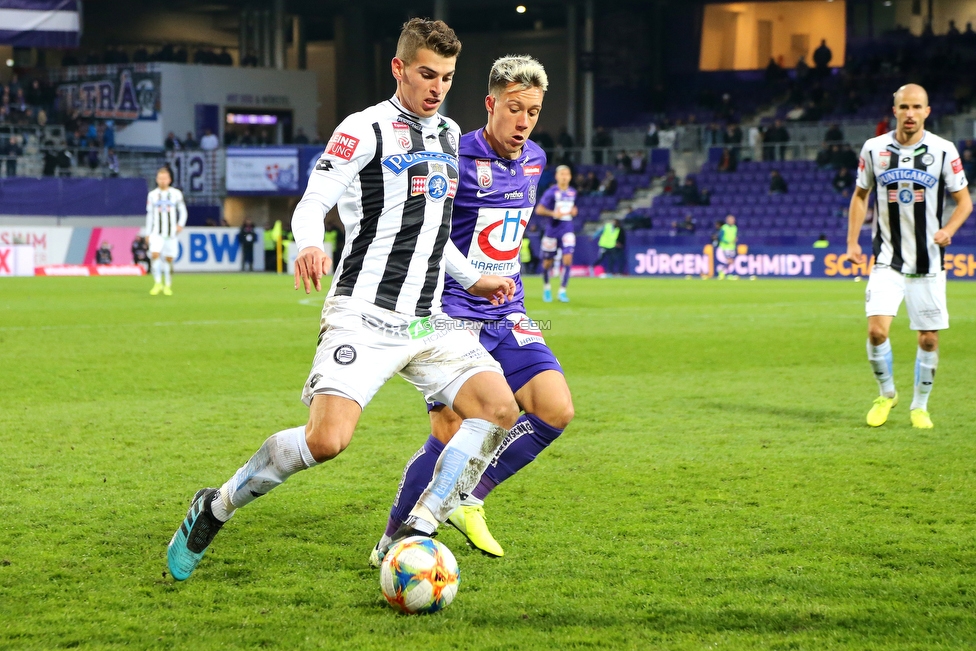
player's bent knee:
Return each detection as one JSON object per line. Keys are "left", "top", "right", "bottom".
{"left": 867, "top": 325, "right": 889, "bottom": 345}
{"left": 918, "top": 331, "right": 939, "bottom": 351}
{"left": 489, "top": 398, "right": 520, "bottom": 431}
{"left": 534, "top": 394, "right": 575, "bottom": 430}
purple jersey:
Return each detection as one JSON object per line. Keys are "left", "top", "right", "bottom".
{"left": 440, "top": 129, "right": 546, "bottom": 321}
{"left": 540, "top": 185, "right": 577, "bottom": 237}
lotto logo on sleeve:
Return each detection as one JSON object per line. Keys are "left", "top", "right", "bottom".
{"left": 326, "top": 133, "right": 360, "bottom": 161}
{"left": 952, "top": 158, "right": 963, "bottom": 174}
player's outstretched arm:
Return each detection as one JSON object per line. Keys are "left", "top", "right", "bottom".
{"left": 844, "top": 186, "right": 871, "bottom": 264}
{"left": 935, "top": 188, "right": 973, "bottom": 247}
{"left": 294, "top": 247, "right": 332, "bottom": 294}
{"left": 467, "top": 275, "right": 516, "bottom": 305}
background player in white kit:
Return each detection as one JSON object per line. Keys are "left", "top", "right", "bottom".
{"left": 846, "top": 84, "right": 971, "bottom": 429}
{"left": 145, "top": 166, "right": 187, "bottom": 296}
{"left": 166, "top": 18, "right": 522, "bottom": 582}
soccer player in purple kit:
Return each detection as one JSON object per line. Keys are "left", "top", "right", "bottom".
{"left": 536, "top": 165, "right": 578, "bottom": 302}
{"left": 370, "top": 55, "right": 575, "bottom": 564}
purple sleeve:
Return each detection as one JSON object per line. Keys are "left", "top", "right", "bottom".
{"left": 539, "top": 186, "right": 557, "bottom": 210}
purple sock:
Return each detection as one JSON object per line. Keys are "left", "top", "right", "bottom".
{"left": 385, "top": 435, "right": 443, "bottom": 537}
{"left": 542, "top": 265, "right": 551, "bottom": 285}
{"left": 560, "top": 265, "right": 571, "bottom": 288}
{"left": 472, "top": 414, "right": 563, "bottom": 500}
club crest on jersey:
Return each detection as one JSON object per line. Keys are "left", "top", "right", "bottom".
{"left": 476, "top": 159, "right": 493, "bottom": 188}
{"left": 529, "top": 183, "right": 537, "bottom": 205}
{"left": 898, "top": 188, "right": 914, "bottom": 205}
{"left": 878, "top": 151, "right": 891, "bottom": 170}
{"left": 921, "top": 153, "right": 935, "bottom": 166}
{"left": 392, "top": 122, "right": 412, "bottom": 151}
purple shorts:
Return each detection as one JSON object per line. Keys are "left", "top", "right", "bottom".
{"left": 427, "top": 315, "right": 563, "bottom": 410}
{"left": 541, "top": 221, "right": 576, "bottom": 259}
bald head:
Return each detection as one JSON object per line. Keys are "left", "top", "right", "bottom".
{"left": 893, "top": 83, "right": 929, "bottom": 107}
{"left": 892, "top": 83, "right": 931, "bottom": 144}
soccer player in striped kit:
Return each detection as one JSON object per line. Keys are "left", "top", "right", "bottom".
{"left": 145, "top": 166, "right": 187, "bottom": 295}
{"left": 846, "top": 84, "right": 972, "bottom": 428}
{"left": 167, "top": 18, "right": 522, "bottom": 582}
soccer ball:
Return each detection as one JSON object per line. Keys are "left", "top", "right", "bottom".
{"left": 380, "top": 536, "right": 460, "bottom": 614}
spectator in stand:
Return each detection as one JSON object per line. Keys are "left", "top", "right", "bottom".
{"left": 947, "top": 20, "right": 961, "bottom": 39}
{"left": 199, "top": 128, "right": 219, "bottom": 151}
{"left": 95, "top": 242, "right": 113, "bottom": 265}
{"left": 241, "top": 50, "right": 259, "bottom": 67}
{"left": 164, "top": 132, "right": 181, "bottom": 150}
{"left": 132, "top": 236, "right": 150, "bottom": 273}
{"left": 678, "top": 177, "right": 700, "bottom": 205}
{"left": 765, "top": 57, "right": 785, "bottom": 84}
{"left": 583, "top": 171, "right": 599, "bottom": 195}
{"left": 816, "top": 143, "right": 833, "bottom": 170}
{"left": 105, "top": 148, "right": 119, "bottom": 177}
{"left": 718, "top": 148, "right": 737, "bottom": 173}
{"left": 1, "top": 136, "right": 21, "bottom": 177}
{"left": 725, "top": 123, "right": 743, "bottom": 163}
{"left": 965, "top": 22, "right": 976, "bottom": 42}
{"left": 183, "top": 132, "right": 199, "bottom": 149}
{"left": 769, "top": 169, "right": 788, "bottom": 195}
{"left": 763, "top": 120, "right": 789, "bottom": 161}
{"left": 699, "top": 188, "right": 712, "bottom": 206}
{"left": 596, "top": 170, "right": 617, "bottom": 196}
{"left": 615, "top": 150, "right": 631, "bottom": 172}
{"left": 832, "top": 166, "right": 854, "bottom": 195}
{"left": 644, "top": 122, "right": 659, "bottom": 148}
{"left": 593, "top": 126, "right": 612, "bottom": 164}
{"left": 795, "top": 55, "right": 810, "bottom": 81}
{"left": 875, "top": 115, "right": 891, "bottom": 136}
{"left": 238, "top": 219, "right": 258, "bottom": 271}
{"left": 217, "top": 48, "right": 233, "bottom": 66}
{"left": 557, "top": 126, "right": 573, "bottom": 149}
{"left": 662, "top": 169, "right": 678, "bottom": 194}
{"left": 838, "top": 143, "right": 858, "bottom": 170}
{"left": 962, "top": 149, "right": 976, "bottom": 180}
{"left": 672, "top": 213, "right": 696, "bottom": 236}
{"left": 813, "top": 39, "right": 832, "bottom": 76}
{"left": 630, "top": 150, "right": 646, "bottom": 174}
{"left": 293, "top": 127, "right": 309, "bottom": 144}
{"left": 103, "top": 121, "right": 115, "bottom": 149}
{"left": 824, "top": 123, "right": 844, "bottom": 144}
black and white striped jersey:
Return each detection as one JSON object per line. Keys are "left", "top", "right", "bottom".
{"left": 292, "top": 95, "right": 462, "bottom": 317}
{"left": 146, "top": 188, "right": 187, "bottom": 238}
{"left": 856, "top": 131, "right": 968, "bottom": 274}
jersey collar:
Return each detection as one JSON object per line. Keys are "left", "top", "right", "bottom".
{"left": 388, "top": 94, "right": 440, "bottom": 130}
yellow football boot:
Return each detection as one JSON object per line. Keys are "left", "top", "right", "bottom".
{"left": 149, "top": 282, "right": 163, "bottom": 295}
{"left": 910, "top": 408, "right": 933, "bottom": 429}
{"left": 162, "top": 285, "right": 173, "bottom": 296}
{"left": 866, "top": 393, "right": 898, "bottom": 427}
{"left": 448, "top": 505, "right": 504, "bottom": 557}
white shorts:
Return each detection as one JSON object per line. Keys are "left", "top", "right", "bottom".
{"left": 148, "top": 234, "right": 179, "bottom": 258}
{"left": 716, "top": 248, "right": 735, "bottom": 265}
{"left": 301, "top": 296, "right": 503, "bottom": 410}
{"left": 865, "top": 266, "right": 949, "bottom": 331}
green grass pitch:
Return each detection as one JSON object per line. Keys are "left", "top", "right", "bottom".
{"left": 1, "top": 273, "right": 975, "bottom": 650}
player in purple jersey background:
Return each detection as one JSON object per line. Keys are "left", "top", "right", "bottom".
{"left": 372, "top": 55, "right": 575, "bottom": 563}
{"left": 535, "top": 165, "right": 578, "bottom": 302}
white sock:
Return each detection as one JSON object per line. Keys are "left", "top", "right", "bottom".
{"left": 411, "top": 418, "right": 507, "bottom": 530}
{"left": 867, "top": 339, "right": 896, "bottom": 398}
{"left": 911, "top": 347, "right": 938, "bottom": 411}
{"left": 152, "top": 258, "right": 162, "bottom": 283}
{"left": 211, "top": 426, "right": 318, "bottom": 522}
{"left": 162, "top": 261, "right": 172, "bottom": 286}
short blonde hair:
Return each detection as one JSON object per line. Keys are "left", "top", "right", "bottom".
{"left": 396, "top": 18, "right": 461, "bottom": 65}
{"left": 488, "top": 55, "right": 548, "bottom": 97}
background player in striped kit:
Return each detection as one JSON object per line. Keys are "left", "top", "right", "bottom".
{"left": 536, "top": 165, "right": 577, "bottom": 301}
{"left": 372, "top": 55, "right": 575, "bottom": 562}
{"left": 166, "top": 18, "right": 524, "bottom": 582}
{"left": 145, "top": 166, "right": 186, "bottom": 295}
{"left": 846, "top": 83, "right": 972, "bottom": 429}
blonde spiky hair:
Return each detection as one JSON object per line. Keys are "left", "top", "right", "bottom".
{"left": 488, "top": 55, "right": 548, "bottom": 97}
